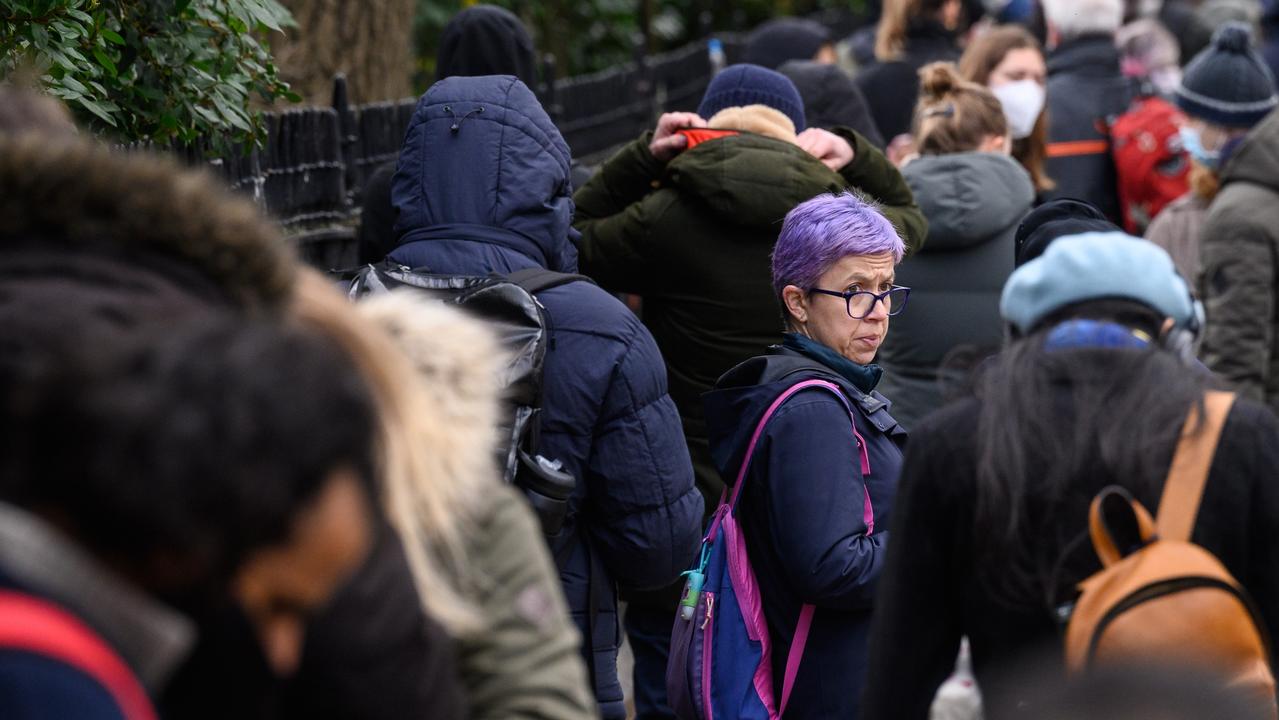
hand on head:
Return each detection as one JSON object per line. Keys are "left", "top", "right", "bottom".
{"left": 649, "top": 112, "right": 708, "bottom": 162}
{"left": 796, "top": 127, "right": 855, "bottom": 171}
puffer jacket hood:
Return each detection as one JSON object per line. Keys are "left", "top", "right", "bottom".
{"left": 663, "top": 133, "right": 846, "bottom": 229}
{"left": 391, "top": 75, "right": 579, "bottom": 273}
{"left": 1221, "top": 107, "right": 1279, "bottom": 193}
{"left": 903, "top": 152, "right": 1035, "bottom": 251}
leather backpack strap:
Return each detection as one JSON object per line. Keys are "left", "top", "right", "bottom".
{"left": 1156, "top": 391, "right": 1236, "bottom": 542}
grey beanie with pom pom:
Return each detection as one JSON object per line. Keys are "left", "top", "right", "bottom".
{"left": 1176, "top": 21, "right": 1278, "bottom": 128}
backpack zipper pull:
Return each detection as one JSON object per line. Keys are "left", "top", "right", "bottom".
{"left": 701, "top": 594, "right": 714, "bottom": 630}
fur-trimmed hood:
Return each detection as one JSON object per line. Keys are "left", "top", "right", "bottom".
{"left": 0, "top": 134, "right": 297, "bottom": 310}
{"left": 356, "top": 290, "right": 505, "bottom": 491}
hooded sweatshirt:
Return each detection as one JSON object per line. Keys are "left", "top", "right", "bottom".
{"left": 1198, "top": 107, "right": 1279, "bottom": 413}
{"left": 877, "top": 152, "right": 1035, "bottom": 430}
{"left": 435, "top": 5, "right": 537, "bottom": 85}
{"left": 387, "top": 75, "right": 703, "bottom": 720}
{"left": 573, "top": 110, "right": 926, "bottom": 510}
{"left": 778, "top": 60, "right": 886, "bottom": 148}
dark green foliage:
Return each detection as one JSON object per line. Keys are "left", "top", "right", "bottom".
{"left": 0, "top": 0, "right": 298, "bottom": 148}
{"left": 412, "top": 0, "right": 868, "bottom": 89}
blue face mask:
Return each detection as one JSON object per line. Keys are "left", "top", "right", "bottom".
{"left": 1179, "top": 125, "right": 1220, "bottom": 171}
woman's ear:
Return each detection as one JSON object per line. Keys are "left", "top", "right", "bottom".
{"left": 781, "top": 285, "right": 808, "bottom": 326}
{"left": 1160, "top": 317, "right": 1175, "bottom": 337}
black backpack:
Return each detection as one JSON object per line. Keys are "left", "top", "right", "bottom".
{"left": 347, "top": 259, "right": 593, "bottom": 537}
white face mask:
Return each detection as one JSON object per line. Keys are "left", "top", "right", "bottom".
{"left": 991, "top": 80, "right": 1046, "bottom": 140}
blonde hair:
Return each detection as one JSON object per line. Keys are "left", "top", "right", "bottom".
{"left": 912, "top": 62, "right": 1009, "bottom": 156}
{"left": 876, "top": 0, "right": 952, "bottom": 61}
{"left": 289, "top": 270, "right": 482, "bottom": 633}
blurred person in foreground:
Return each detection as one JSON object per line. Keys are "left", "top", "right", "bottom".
{"left": 877, "top": 63, "right": 1034, "bottom": 430}
{"left": 959, "top": 24, "right": 1055, "bottom": 198}
{"left": 286, "top": 273, "right": 597, "bottom": 720}
{"left": 702, "top": 191, "right": 908, "bottom": 719}
{"left": 0, "top": 312, "right": 379, "bottom": 718}
{"left": 0, "top": 124, "right": 468, "bottom": 720}
{"left": 1146, "top": 22, "right": 1277, "bottom": 287}
{"left": 863, "top": 232, "right": 1279, "bottom": 718}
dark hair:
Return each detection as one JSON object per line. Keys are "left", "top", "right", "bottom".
{"left": 0, "top": 316, "right": 378, "bottom": 595}
{"left": 972, "top": 299, "right": 1209, "bottom": 604}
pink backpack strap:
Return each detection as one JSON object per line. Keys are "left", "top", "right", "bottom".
{"left": 0, "top": 590, "right": 158, "bottom": 720}
{"left": 722, "top": 378, "right": 876, "bottom": 716}
{"left": 779, "top": 603, "right": 815, "bottom": 715}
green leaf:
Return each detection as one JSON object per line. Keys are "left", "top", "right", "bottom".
{"left": 92, "top": 48, "right": 117, "bottom": 77}
{"left": 65, "top": 8, "right": 93, "bottom": 24}
{"left": 75, "top": 96, "right": 117, "bottom": 126}
{"left": 100, "top": 28, "right": 125, "bottom": 45}
{"left": 58, "top": 74, "right": 88, "bottom": 95}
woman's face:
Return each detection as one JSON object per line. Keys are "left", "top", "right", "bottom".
{"left": 233, "top": 468, "right": 373, "bottom": 676}
{"left": 787, "top": 252, "right": 897, "bottom": 366}
{"left": 988, "top": 47, "right": 1047, "bottom": 89}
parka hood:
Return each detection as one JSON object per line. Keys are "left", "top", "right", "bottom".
{"left": 902, "top": 152, "right": 1034, "bottom": 251}
{"left": 391, "top": 75, "right": 579, "bottom": 273}
{"left": 0, "top": 133, "right": 296, "bottom": 310}
{"left": 1221, "top": 107, "right": 1279, "bottom": 194}
{"left": 663, "top": 133, "right": 846, "bottom": 230}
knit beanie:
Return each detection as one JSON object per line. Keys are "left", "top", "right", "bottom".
{"left": 1176, "top": 22, "right": 1278, "bottom": 128}
{"left": 698, "top": 64, "right": 806, "bottom": 132}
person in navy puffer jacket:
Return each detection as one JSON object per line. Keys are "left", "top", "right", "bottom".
{"left": 387, "top": 75, "right": 704, "bottom": 720}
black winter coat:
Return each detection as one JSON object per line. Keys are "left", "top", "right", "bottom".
{"left": 854, "top": 22, "right": 961, "bottom": 141}
{"left": 862, "top": 393, "right": 1279, "bottom": 719}
{"left": 704, "top": 348, "right": 906, "bottom": 719}
{"left": 877, "top": 152, "right": 1034, "bottom": 430}
{"left": 1043, "top": 35, "right": 1135, "bottom": 223}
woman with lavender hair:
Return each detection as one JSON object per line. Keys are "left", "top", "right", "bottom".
{"left": 701, "top": 191, "right": 908, "bottom": 718}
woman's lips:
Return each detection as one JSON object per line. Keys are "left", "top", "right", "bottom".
{"left": 856, "top": 335, "right": 881, "bottom": 348}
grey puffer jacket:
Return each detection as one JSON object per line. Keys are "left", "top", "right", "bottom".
{"left": 1199, "top": 109, "right": 1279, "bottom": 413}
{"left": 877, "top": 152, "right": 1035, "bottom": 431}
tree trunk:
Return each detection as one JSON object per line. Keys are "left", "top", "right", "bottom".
{"left": 271, "top": 0, "right": 416, "bottom": 106}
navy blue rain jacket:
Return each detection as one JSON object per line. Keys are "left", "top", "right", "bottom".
{"left": 703, "top": 347, "right": 905, "bottom": 719}
{"left": 388, "top": 75, "right": 703, "bottom": 719}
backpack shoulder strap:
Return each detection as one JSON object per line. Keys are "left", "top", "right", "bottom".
{"left": 0, "top": 590, "right": 157, "bottom": 720}
{"left": 505, "top": 267, "right": 595, "bottom": 295}
{"left": 1156, "top": 391, "right": 1236, "bottom": 542}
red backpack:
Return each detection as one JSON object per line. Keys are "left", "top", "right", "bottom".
{"left": 1110, "top": 95, "right": 1192, "bottom": 234}
{"left": 0, "top": 590, "right": 158, "bottom": 720}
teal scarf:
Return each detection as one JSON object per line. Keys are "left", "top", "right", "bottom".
{"left": 782, "top": 333, "right": 883, "bottom": 395}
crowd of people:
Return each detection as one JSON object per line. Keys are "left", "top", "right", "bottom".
{"left": 4, "top": 0, "right": 1279, "bottom": 719}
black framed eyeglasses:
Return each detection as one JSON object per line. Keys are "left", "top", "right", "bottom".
{"left": 809, "top": 286, "right": 911, "bottom": 319}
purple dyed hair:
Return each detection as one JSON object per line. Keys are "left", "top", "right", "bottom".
{"left": 771, "top": 191, "right": 905, "bottom": 303}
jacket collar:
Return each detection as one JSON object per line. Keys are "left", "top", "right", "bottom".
{"left": 0, "top": 501, "right": 195, "bottom": 691}
{"left": 782, "top": 332, "right": 883, "bottom": 394}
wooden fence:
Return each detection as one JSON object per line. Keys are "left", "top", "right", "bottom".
{"left": 171, "top": 32, "right": 761, "bottom": 268}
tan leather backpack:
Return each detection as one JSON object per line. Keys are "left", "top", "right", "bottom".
{"left": 1064, "top": 391, "right": 1277, "bottom": 716}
